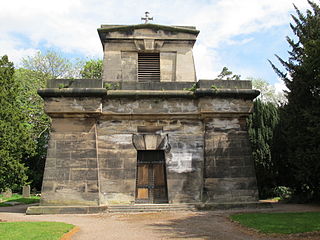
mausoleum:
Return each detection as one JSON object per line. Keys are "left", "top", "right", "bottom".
{"left": 27, "top": 22, "right": 262, "bottom": 214}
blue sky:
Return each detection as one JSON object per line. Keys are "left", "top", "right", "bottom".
{"left": 0, "top": 0, "right": 310, "bottom": 91}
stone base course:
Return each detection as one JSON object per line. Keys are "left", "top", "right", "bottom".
{"left": 26, "top": 202, "right": 271, "bottom": 214}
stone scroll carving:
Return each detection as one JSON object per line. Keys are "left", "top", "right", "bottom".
{"left": 132, "top": 134, "right": 170, "bottom": 152}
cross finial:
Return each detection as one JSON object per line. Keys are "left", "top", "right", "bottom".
{"left": 141, "top": 11, "right": 153, "bottom": 24}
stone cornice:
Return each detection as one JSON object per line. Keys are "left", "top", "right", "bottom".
{"left": 38, "top": 89, "right": 259, "bottom": 100}
{"left": 38, "top": 88, "right": 107, "bottom": 97}
{"left": 44, "top": 112, "right": 252, "bottom": 120}
{"left": 98, "top": 24, "right": 200, "bottom": 35}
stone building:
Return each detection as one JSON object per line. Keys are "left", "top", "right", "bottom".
{"left": 27, "top": 23, "right": 261, "bottom": 214}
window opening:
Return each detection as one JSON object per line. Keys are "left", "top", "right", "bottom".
{"left": 138, "top": 53, "right": 160, "bottom": 82}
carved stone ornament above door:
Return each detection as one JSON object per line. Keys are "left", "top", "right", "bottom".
{"left": 132, "top": 134, "right": 170, "bottom": 151}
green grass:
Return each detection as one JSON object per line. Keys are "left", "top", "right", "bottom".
{"left": 0, "top": 194, "right": 40, "bottom": 207}
{"left": 0, "top": 222, "right": 74, "bottom": 240}
{"left": 230, "top": 212, "right": 320, "bottom": 234}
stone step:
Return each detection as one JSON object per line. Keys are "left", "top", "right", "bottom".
{"left": 105, "top": 202, "right": 272, "bottom": 213}
{"left": 26, "top": 202, "right": 272, "bottom": 215}
{"left": 106, "top": 204, "right": 197, "bottom": 213}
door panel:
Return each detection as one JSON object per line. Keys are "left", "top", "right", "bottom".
{"left": 154, "top": 164, "right": 165, "bottom": 186}
{"left": 153, "top": 188, "right": 167, "bottom": 203}
{"left": 137, "top": 164, "right": 149, "bottom": 185}
{"left": 137, "top": 188, "right": 149, "bottom": 199}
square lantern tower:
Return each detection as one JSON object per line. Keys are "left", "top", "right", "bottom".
{"left": 98, "top": 24, "right": 198, "bottom": 83}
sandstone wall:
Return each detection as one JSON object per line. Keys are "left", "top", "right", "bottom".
{"left": 203, "top": 118, "right": 258, "bottom": 202}
{"left": 97, "top": 118, "right": 204, "bottom": 204}
{"left": 41, "top": 118, "right": 100, "bottom": 206}
{"left": 39, "top": 86, "right": 259, "bottom": 206}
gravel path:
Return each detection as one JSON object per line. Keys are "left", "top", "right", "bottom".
{"left": 0, "top": 203, "right": 320, "bottom": 240}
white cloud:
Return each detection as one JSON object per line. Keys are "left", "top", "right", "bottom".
{"left": 0, "top": 0, "right": 310, "bottom": 78}
{"left": 0, "top": 33, "right": 38, "bottom": 64}
{"left": 193, "top": 44, "right": 220, "bottom": 79}
{"left": 226, "top": 38, "right": 254, "bottom": 46}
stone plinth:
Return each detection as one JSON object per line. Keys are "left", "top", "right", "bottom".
{"left": 34, "top": 80, "right": 259, "bottom": 209}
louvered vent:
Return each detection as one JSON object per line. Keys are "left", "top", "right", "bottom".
{"left": 138, "top": 53, "right": 160, "bottom": 82}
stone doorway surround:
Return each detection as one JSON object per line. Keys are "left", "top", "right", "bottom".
{"left": 133, "top": 133, "right": 170, "bottom": 204}
{"left": 135, "top": 150, "right": 168, "bottom": 204}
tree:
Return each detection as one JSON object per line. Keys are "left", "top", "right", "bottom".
{"left": 80, "top": 59, "right": 103, "bottom": 79}
{"left": 247, "top": 99, "right": 280, "bottom": 198}
{"left": 18, "top": 53, "right": 103, "bottom": 190}
{"left": 14, "top": 68, "right": 50, "bottom": 190}
{"left": 216, "top": 67, "right": 241, "bottom": 80}
{"left": 21, "top": 50, "right": 81, "bottom": 79}
{"left": 0, "top": 55, "right": 35, "bottom": 191}
{"left": 270, "top": 1, "right": 320, "bottom": 201}
{"left": 250, "top": 78, "right": 286, "bottom": 105}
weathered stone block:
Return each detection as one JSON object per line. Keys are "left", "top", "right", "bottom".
{"left": 55, "top": 151, "right": 70, "bottom": 159}
{"left": 41, "top": 181, "right": 55, "bottom": 192}
{"left": 56, "top": 158, "right": 87, "bottom": 168}
{"left": 107, "top": 158, "right": 124, "bottom": 169}
{"left": 70, "top": 170, "right": 87, "bottom": 181}
{"left": 87, "top": 159, "right": 98, "bottom": 168}
{"left": 100, "top": 180, "right": 124, "bottom": 193}
{"left": 71, "top": 149, "right": 97, "bottom": 159}
{"left": 100, "top": 169, "right": 125, "bottom": 180}
{"left": 51, "top": 118, "right": 96, "bottom": 133}
{"left": 51, "top": 132, "right": 95, "bottom": 141}
{"left": 86, "top": 181, "right": 99, "bottom": 193}
{"left": 123, "top": 157, "right": 136, "bottom": 169}
{"left": 45, "top": 158, "right": 56, "bottom": 168}
{"left": 43, "top": 169, "right": 70, "bottom": 181}
{"left": 124, "top": 169, "right": 136, "bottom": 179}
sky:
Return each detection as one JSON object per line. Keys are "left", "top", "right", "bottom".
{"left": 0, "top": 0, "right": 311, "bottom": 92}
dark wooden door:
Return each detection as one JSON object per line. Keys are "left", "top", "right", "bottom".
{"left": 136, "top": 150, "right": 168, "bottom": 203}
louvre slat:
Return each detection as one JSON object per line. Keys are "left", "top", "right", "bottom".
{"left": 138, "top": 53, "right": 160, "bottom": 82}
{"left": 138, "top": 73, "right": 160, "bottom": 74}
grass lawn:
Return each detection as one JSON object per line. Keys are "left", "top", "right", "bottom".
{"left": 230, "top": 212, "right": 320, "bottom": 234}
{"left": 0, "top": 222, "right": 74, "bottom": 240}
{"left": 0, "top": 194, "right": 40, "bottom": 207}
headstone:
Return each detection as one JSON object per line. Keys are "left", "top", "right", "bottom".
{"left": 31, "top": 187, "right": 37, "bottom": 194}
{"left": 22, "top": 185, "right": 31, "bottom": 198}
{"left": 2, "top": 189, "right": 12, "bottom": 198}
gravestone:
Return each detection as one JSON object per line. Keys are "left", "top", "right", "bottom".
{"left": 31, "top": 187, "right": 37, "bottom": 194}
{"left": 2, "top": 189, "right": 12, "bottom": 198}
{"left": 22, "top": 185, "right": 31, "bottom": 198}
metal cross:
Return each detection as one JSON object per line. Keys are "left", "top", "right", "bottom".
{"left": 141, "top": 11, "right": 153, "bottom": 24}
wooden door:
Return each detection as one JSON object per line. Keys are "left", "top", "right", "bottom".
{"left": 136, "top": 150, "right": 168, "bottom": 203}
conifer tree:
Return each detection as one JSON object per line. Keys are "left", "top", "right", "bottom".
{"left": 247, "top": 99, "right": 280, "bottom": 198}
{"left": 270, "top": 1, "right": 320, "bottom": 200}
{"left": 0, "top": 55, "right": 35, "bottom": 191}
